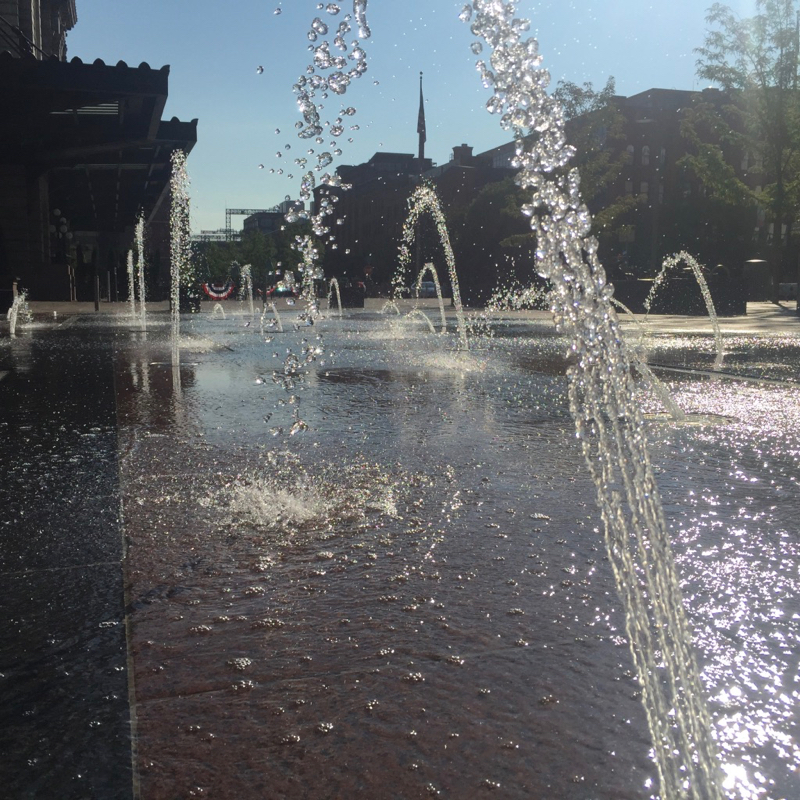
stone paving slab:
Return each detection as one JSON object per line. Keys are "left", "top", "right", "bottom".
{"left": 0, "top": 329, "right": 133, "bottom": 799}
{"left": 0, "top": 563, "right": 132, "bottom": 800}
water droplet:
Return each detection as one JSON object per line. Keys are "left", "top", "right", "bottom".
{"left": 258, "top": 164, "right": 264, "bottom": 169}
{"left": 273, "top": 7, "right": 282, "bottom": 15}
{"left": 326, "top": 3, "right": 340, "bottom": 14}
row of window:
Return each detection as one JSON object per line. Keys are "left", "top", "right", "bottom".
{"left": 624, "top": 180, "right": 664, "bottom": 203}
{"left": 627, "top": 144, "right": 762, "bottom": 173}
{"left": 625, "top": 145, "right": 666, "bottom": 167}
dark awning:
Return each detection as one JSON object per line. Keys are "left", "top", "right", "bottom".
{"left": 0, "top": 52, "right": 197, "bottom": 232}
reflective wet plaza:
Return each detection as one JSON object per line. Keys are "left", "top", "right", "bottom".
{"left": 1, "top": 301, "right": 799, "bottom": 799}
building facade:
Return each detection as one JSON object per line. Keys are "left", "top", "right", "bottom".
{"left": 0, "top": 1, "right": 197, "bottom": 303}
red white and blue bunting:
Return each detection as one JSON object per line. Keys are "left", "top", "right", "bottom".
{"left": 202, "top": 280, "right": 235, "bottom": 300}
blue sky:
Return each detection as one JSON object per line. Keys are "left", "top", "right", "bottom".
{"left": 67, "top": 0, "right": 758, "bottom": 233}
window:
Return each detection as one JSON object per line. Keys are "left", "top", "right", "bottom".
{"left": 641, "top": 146, "right": 650, "bottom": 166}
{"left": 639, "top": 181, "right": 649, "bottom": 199}
{"left": 625, "top": 179, "right": 633, "bottom": 196}
{"left": 625, "top": 144, "right": 634, "bottom": 165}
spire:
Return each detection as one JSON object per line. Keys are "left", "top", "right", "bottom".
{"left": 417, "top": 71, "right": 426, "bottom": 165}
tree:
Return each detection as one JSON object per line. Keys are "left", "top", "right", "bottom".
{"left": 674, "top": 93, "right": 758, "bottom": 269}
{"left": 240, "top": 228, "right": 277, "bottom": 288}
{"left": 451, "top": 177, "right": 533, "bottom": 304}
{"left": 553, "top": 77, "right": 641, "bottom": 268}
{"left": 693, "top": 0, "right": 800, "bottom": 294}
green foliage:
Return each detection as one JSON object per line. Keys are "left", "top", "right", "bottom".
{"left": 196, "top": 222, "right": 324, "bottom": 290}
{"left": 693, "top": 0, "right": 800, "bottom": 284}
{"left": 554, "top": 77, "right": 641, "bottom": 248}
{"left": 678, "top": 99, "right": 755, "bottom": 207}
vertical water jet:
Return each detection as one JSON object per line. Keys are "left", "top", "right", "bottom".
{"left": 395, "top": 184, "right": 468, "bottom": 350}
{"left": 645, "top": 251, "right": 725, "bottom": 370}
{"left": 135, "top": 213, "right": 147, "bottom": 332}
{"left": 169, "top": 149, "right": 192, "bottom": 360}
{"left": 464, "top": 3, "right": 721, "bottom": 797}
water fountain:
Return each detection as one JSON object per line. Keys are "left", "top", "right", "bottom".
{"left": 608, "top": 297, "right": 686, "bottom": 422}
{"left": 404, "top": 307, "right": 437, "bottom": 334}
{"left": 414, "top": 262, "right": 447, "bottom": 332}
{"left": 135, "top": 213, "right": 147, "bottom": 332}
{"left": 464, "top": 3, "right": 721, "bottom": 797}
{"left": 488, "top": 279, "right": 547, "bottom": 311}
{"left": 236, "top": 263, "right": 254, "bottom": 320}
{"left": 6, "top": 290, "right": 32, "bottom": 337}
{"left": 395, "top": 184, "right": 469, "bottom": 350}
{"left": 645, "top": 251, "right": 725, "bottom": 370}
{"left": 10, "top": 6, "right": 798, "bottom": 800}
{"left": 260, "top": 301, "right": 284, "bottom": 335}
{"left": 327, "top": 277, "right": 343, "bottom": 319}
{"left": 127, "top": 249, "right": 136, "bottom": 321}
{"left": 211, "top": 302, "right": 226, "bottom": 320}
{"left": 169, "top": 149, "right": 192, "bottom": 359}
{"left": 380, "top": 299, "right": 401, "bottom": 315}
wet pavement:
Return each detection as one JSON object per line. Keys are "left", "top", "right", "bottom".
{"left": 0, "top": 328, "right": 132, "bottom": 799}
{"left": 1, "top": 302, "right": 799, "bottom": 800}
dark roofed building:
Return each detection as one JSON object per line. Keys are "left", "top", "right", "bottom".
{"left": 315, "top": 151, "right": 432, "bottom": 283}
{"left": 337, "top": 151, "right": 433, "bottom": 187}
{"left": 0, "top": 1, "right": 197, "bottom": 302}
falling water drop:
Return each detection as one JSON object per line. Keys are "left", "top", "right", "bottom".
{"left": 256, "top": 65, "right": 264, "bottom": 74}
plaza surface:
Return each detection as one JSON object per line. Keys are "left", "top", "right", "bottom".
{"left": 1, "top": 300, "right": 799, "bottom": 799}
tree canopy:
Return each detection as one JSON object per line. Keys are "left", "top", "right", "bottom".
{"left": 690, "top": 0, "right": 800, "bottom": 288}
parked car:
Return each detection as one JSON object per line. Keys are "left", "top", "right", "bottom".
{"left": 266, "top": 282, "right": 299, "bottom": 299}
{"left": 417, "top": 280, "right": 437, "bottom": 298}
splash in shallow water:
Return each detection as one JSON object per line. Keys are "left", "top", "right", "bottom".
{"left": 208, "top": 451, "right": 422, "bottom": 539}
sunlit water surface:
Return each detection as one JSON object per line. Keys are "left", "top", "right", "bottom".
{"left": 28, "top": 309, "right": 798, "bottom": 799}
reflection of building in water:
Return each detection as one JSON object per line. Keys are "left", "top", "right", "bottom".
{"left": 0, "top": 1, "right": 197, "bottom": 304}
{"left": 124, "top": 357, "right": 197, "bottom": 432}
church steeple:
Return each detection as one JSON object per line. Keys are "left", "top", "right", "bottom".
{"left": 417, "top": 71, "right": 426, "bottom": 166}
